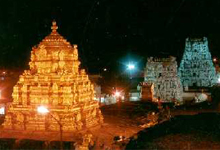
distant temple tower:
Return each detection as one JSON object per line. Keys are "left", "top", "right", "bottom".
{"left": 178, "top": 37, "right": 216, "bottom": 87}
{"left": 3, "top": 21, "right": 103, "bottom": 132}
{"left": 144, "top": 57, "right": 183, "bottom": 102}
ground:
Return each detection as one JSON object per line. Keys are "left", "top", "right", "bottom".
{"left": 0, "top": 101, "right": 220, "bottom": 149}
{"left": 126, "top": 102, "right": 220, "bottom": 150}
{"left": 90, "top": 101, "right": 158, "bottom": 149}
{"left": 0, "top": 101, "right": 156, "bottom": 149}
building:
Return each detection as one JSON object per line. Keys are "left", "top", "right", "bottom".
{"left": 178, "top": 37, "right": 216, "bottom": 88}
{"left": 140, "top": 82, "right": 154, "bottom": 101}
{"left": 144, "top": 57, "right": 183, "bottom": 102}
{"left": 0, "top": 69, "right": 22, "bottom": 103}
{"left": 3, "top": 21, "right": 103, "bottom": 132}
{"left": 89, "top": 75, "right": 102, "bottom": 102}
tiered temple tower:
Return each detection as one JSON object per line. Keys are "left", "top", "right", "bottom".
{"left": 3, "top": 21, "right": 103, "bottom": 132}
{"left": 178, "top": 37, "right": 216, "bottom": 87}
{"left": 144, "top": 57, "right": 183, "bottom": 102}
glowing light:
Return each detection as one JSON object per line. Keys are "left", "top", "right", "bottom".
{"left": 0, "top": 107, "right": 5, "bottom": 115}
{"left": 127, "top": 64, "right": 135, "bottom": 70}
{"left": 218, "top": 77, "right": 220, "bottom": 83}
{"left": 213, "top": 58, "right": 217, "bottom": 62}
{"left": 37, "top": 106, "right": 49, "bottom": 114}
{"left": 103, "top": 68, "right": 107, "bottom": 71}
{"left": 114, "top": 91, "right": 121, "bottom": 97}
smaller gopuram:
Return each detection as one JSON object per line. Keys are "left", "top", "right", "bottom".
{"left": 178, "top": 37, "right": 216, "bottom": 87}
{"left": 144, "top": 56, "right": 183, "bottom": 102}
{"left": 3, "top": 21, "right": 103, "bottom": 132}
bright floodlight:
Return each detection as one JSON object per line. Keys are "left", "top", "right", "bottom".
{"left": 0, "top": 107, "right": 5, "bottom": 115}
{"left": 218, "top": 77, "right": 220, "bottom": 83}
{"left": 37, "top": 106, "right": 49, "bottom": 114}
{"left": 127, "top": 64, "right": 135, "bottom": 70}
{"left": 115, "top": 91, "right": 121, "bottom": 97}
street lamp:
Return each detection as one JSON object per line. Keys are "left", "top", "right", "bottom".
{"left": 127, "top": 64, "right": 135, "bottom": 70}
{"left": 126, "top": 62, "right": 135, "bottom": 80}
{"left": 37, "top": 106, "right": 49, "bottom": 114}
{"left": 127, "top": 63, "right": 135, "bottom": 71}
{"left": 37, "top": 106, "right": 63, "bottom": 150}
{"left": 114, "top": 91, "right": 121, "bottom": 97}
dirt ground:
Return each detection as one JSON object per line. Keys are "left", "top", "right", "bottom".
{"left": 0, "top": 101, "right": 156, "bottom": 149}
{"left": 88, "top": 101, "right": 158, "bottom": 149}
{"left": 0, "top": 101, "right": 219, "bottom": 149}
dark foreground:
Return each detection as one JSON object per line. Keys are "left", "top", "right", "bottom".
{"left": 126, "top": 112, "right": 220, "bottom": 150}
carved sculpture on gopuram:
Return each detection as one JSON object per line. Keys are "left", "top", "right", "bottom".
{"left": 3, "top": 21, "right": 103, "bottom": 132}
{"left": 144, "top": 56, "right": 183, "bottom": 103}
{"left": 178, "top": 37, "right": 217, "bottom": 88}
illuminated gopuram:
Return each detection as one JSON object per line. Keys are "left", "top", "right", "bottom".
{"left": 3, "top": 21, "right": 103, "bottom": 132}
{"left": 178, "top": 37, "right": 216, "bottom": 87}
{"left": 144, "top": 57, "right": 183, "bottom": 102}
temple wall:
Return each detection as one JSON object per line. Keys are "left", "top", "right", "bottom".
{"left": 178, "top": 37, "right": 217, "bottom": 87}
{"left": 3, "top": 21, "right": 103, "bottom": 132}
{"left": 144, "top": 57, "right": 183, "bottom": 102}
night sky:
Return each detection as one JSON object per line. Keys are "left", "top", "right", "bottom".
{"left": 0, "top": 0, "right": 220, "bottom": 74}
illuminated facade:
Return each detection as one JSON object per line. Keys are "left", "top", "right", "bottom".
{"left": 144, "top": 57, "right": 183, "bottom": 102}
{"left": 3, "top": 21, "right": 103, "bottom": 132}
{"left": 178, "top": 37, "right": 216, "bottom": 87}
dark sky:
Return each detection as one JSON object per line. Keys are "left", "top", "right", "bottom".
{"left": 0, "top": 0, "right": 220, "bottom": 74}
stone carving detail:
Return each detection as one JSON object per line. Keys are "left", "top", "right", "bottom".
{"left": 178, "top": 37, "right": 217, "bottom": 87}
{"left": 144, "top": 56, "right": 183, "bottom": 102}
{"left": 3, "top": 21, "right": 103, "bottom": 132}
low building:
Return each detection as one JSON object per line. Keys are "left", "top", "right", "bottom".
{"left": 129, "top": 89, "right": 140, "bottom": 101}
{"left": 89, "top": 75, "right": 102, "bottom": 102}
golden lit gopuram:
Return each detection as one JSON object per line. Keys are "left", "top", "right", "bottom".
{"left": 3, "top": 21, "right": 103, "bottom": 132}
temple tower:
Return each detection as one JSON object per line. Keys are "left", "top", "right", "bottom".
{"left": 3, "top": 21, "right": 103, "bottom": 132}
{"left": 178, "top": 37, "right": 216, "bottom": 87}
{"left": 144, "top": 57, "right": 183, "bottom": 102}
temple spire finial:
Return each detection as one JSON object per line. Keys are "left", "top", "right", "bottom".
{"left": 51, "top": 20, "right": 58, "bottom": 33}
